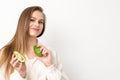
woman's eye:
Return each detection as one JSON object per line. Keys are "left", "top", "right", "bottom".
{"left": 38, "top": 21, "right": 44, "bottom": 24}
{"left": 30, "top": 19, "right": 35, "bottom": 21}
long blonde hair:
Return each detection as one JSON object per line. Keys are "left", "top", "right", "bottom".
{"left": 0, "top": 6, "right": 46, "bottom": 80}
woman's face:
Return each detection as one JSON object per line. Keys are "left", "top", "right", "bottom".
{"left": 29, "top": 10, "right": 44, "bottom": 37}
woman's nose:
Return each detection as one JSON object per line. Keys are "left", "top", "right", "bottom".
{"left": 34, "top": 21, "right": 39, "bottom": 27}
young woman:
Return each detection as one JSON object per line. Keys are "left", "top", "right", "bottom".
{"left": 0, "top": 6, "right": 69, "bottom": 80}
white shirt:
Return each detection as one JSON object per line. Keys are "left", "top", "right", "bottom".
{"left": 0, "top": 49, "right": 69, "bottom": 80}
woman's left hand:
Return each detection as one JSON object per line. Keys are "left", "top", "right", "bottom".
{"left": 36, "top": 45, "right": 53, "bottom": 67}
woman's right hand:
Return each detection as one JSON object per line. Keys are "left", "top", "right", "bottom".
{"left": 10, "top": 54, "right": 26, "bottom": 78}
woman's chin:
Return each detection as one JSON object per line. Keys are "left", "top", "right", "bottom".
{"left": 29, "top": 35, "right": 38, "bottom": 38}
{"left": 29, "top": 33, "right": 39, "bottom": 37}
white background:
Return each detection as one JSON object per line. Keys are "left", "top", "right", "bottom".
{"left": 0, "top": 0, "right": 120, "bottom": 80}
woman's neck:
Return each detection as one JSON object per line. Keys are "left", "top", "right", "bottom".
{"left": 26, "top": 37, "right": 38, "bottom": 59}
{"left": 28, "top": 37, "right": 38, "bottom": 48}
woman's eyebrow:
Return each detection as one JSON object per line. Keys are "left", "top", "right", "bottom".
{"left": 31, "top": 17, "right": 36, "bottom": 19}
{"left": 31, "top": 17, "right": 44, "bottom": 21}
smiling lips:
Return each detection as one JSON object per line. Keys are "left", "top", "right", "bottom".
{"left": 31, "top": 28, "right": 39, "bottom": 31}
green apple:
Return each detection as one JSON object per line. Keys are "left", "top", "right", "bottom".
{"left": 34, "top": 45, "right": 43, "bottom": 57}
{"left": 13, "top": 51, "right": 26, "bottom": 63}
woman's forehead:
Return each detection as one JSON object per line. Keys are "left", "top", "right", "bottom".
{"left": 31, "top": 10, "right": 44, "bottom": 20}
